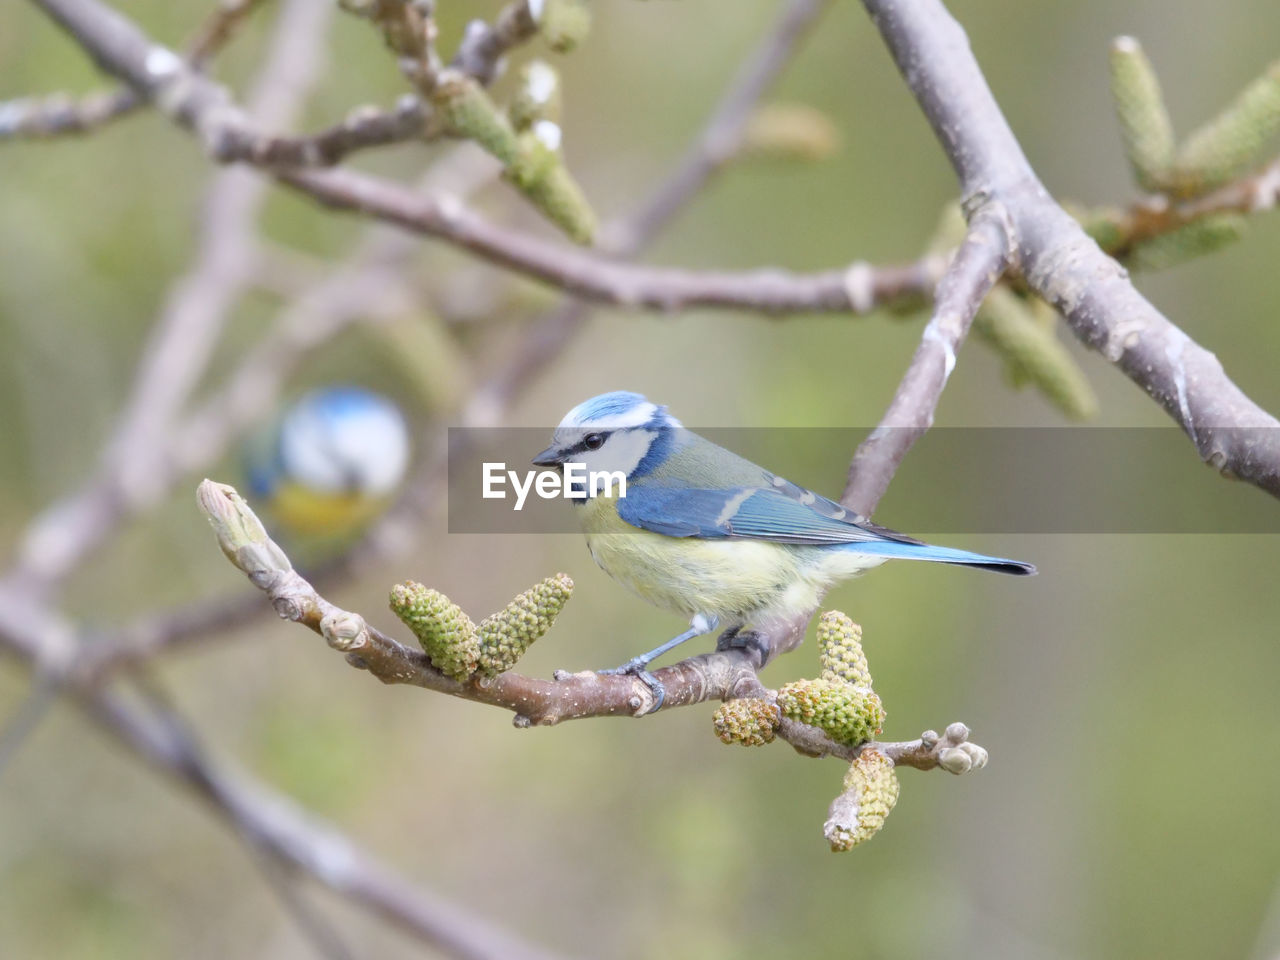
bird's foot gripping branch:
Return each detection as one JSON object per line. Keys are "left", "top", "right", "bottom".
{"left": 198, "top": 478, "right": 989, "bottom": 851}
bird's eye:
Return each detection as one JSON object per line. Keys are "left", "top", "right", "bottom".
{"left": 583, "top": 433, "right": 605, "bottom": 450}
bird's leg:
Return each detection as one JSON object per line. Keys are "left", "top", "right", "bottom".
{"left": 598, "top": 613, "right": 719, "bottom": 712}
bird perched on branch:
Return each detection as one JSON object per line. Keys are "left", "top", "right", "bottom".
{"left": 246, "top": 386, "right": 411, "bottom": 538}
{"left": 533, "top": 391, "right": 1033, "bottom": 709}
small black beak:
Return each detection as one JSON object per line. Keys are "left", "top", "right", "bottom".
{"left": 532, "top": 445, "right": 564, "bottom": 467}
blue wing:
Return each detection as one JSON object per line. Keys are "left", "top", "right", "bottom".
{"left": 617, "top": 485, "right": 1035, "bottom": 575}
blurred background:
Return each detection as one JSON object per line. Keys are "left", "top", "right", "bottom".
{"left": 2, "top": 0, "right": 1279, "bottom": 957}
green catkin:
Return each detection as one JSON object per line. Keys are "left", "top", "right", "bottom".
{"left": 389, "top": 581, "right": 481, "bottom": 681}
{"left": 712, "top": 698, "right": 781, "bottom": 746}
{"left": 1108, "top": 37, "right": 1176, "bottom": 191}
{"left": 477, "top": 574, "right": 574, "bottom": 676}
{"left": 825, "top": 749, "right": 900, "bottom": 851}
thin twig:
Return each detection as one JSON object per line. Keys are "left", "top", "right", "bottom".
{"left": 283, "top": 164, "right": 935, "bottom": 314}
{"left": 129, "top": 674, "right": 357, "bottom": 960}
{"left": 842, "top": 207, "right": 1013, "bottom": 515}
{"left": 1094, "top": 153, "right": 1280, "bottom": 259}
{"left": 450, "top": 1, "right": 538, "bottom": 85}
{"left": 0, "top": 0, "right": 266, "bottom": 141}
{"left": 0, "top": 671, "right": 61, "bottom": 781}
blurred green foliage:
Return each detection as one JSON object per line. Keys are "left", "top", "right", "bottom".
{"left": 1, "top": 1, "right": 1279, "bottom": 958}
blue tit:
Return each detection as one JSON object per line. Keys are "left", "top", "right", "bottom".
{"left": 246, "top": 386, "right": 411, "bottom": 537}
{"left": 532, "top": 391, "right": 1033, "bottom": 708}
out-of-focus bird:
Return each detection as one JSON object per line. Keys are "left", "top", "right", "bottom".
{"left": 246, "top": 386, "right": 411, "bottom": 537}
{"left": 532, "top": 391, "right": 1033, "bottom": 707}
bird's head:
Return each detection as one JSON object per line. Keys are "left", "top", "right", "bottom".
{"left": 532, "top": 391, "right": 681, "bottom": 494}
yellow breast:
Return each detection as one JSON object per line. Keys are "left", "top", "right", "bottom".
{"left": 578, "top": 494, "right": 827, "bottom": 623}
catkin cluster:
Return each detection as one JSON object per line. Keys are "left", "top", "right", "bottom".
{"left": 389, "top": 575, "right": 573, "bottom": 681}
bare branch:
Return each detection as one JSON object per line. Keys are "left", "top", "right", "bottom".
{"left": 27, "top": 0, "right": 428, "bottom": 165}
{"left": 283, "top": 164, "right": 936, "bottom": 314}
{"left": 842, "top": 207, "right": 1012, "bottom": 514}
{"left": 450, "top": 2, "right": 539, "bottom": 85}
{"left": 0, "top": 86, "right": 139, "bottom": 139}
{"left": 608, "top": 0, "right": 834, "bottom": 249}
{"left": 0, "top": 594, "right": 569, "bottom": 960}
{"left": 859, "top": 0, "right": 1280, "bottom": 500}
{"left": 0, "top": 0, "right": 265, "bottom": 141}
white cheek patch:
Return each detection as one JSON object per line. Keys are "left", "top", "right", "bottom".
{"left": 561, "top": 429, "right": 655, "bottom": 495}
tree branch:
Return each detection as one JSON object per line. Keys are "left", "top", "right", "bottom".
{"left": 842, "top": 206, "right": 1012, "bottom": 514}
{"left": 857, "top": 0, "right": 1280, "bottom": 501}
{"left": 281, "top": 165, "right": 937, "bottom": 314}
{"left": 0, "top": 0, "right": 265, "bottom": 141}
{"left": 0, "top": 585, "right": 568, "bottom": 960}
{"left": 450, "top": 1, "right": 539, "bottom": 86}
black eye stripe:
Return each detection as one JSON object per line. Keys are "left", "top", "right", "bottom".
{"left": 564, "top": 431, "right": 609, "bottom": 456}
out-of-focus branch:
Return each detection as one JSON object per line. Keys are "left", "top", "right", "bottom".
{"left": 0, "top": 0, "right": 265, "bottom": 140}
{"left": 26, "top": 0, "right": 433, "bottom": 164}
{"left": 0, "top": 592, "right": 568, "bottom": 960}
{"left": 450, "top": 1, "right": 538, "bottom": 85}
{"left": 856, "top": 0, "right": 1280, "bottom": 501}
{"left": 285, "top": 164, "right": 940, "bottom": 314}
{"left": 7, "top": 0, "right": 335, "bottom": 598}
{"left": 842, "top": 207, "right": 1012, "bottom": 514}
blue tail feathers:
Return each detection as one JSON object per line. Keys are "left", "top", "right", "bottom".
{"left": 843, "top": 540, "right": 1036, "bottom": 576}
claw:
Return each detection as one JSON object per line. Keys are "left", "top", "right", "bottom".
{"left": 635, "top": 669, "right": 665, "bottom": 712}
{"left": 597, "top": 660, "right": 666, "bottom": 713}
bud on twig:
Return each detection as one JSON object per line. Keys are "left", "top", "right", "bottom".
{"left": 741, "top": 103, "right": 839, "bottom": 163}
{"left": 535, "top": 0, "right": 591, "bottom": 53}
{"left": 508, "top": 59, "right": 561, "bottom": 131}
